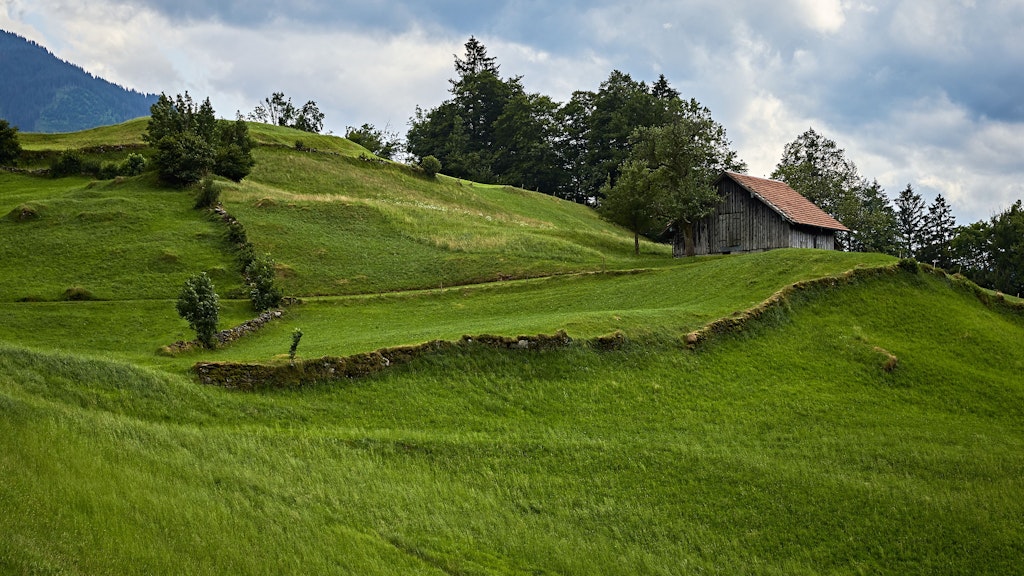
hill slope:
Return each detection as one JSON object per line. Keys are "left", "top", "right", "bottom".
{"left": 0, "top": 30, "right": 156, "bottom": 132}
{"left": 1, "top": 267, "right": 1022, "bottom": 574}
{"left": 1, "top": 122, "right": 1022, "bottom": 574}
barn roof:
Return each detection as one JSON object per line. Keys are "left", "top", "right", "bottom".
{"left": 718, "top": 172, "right": 850, "bottom": 232}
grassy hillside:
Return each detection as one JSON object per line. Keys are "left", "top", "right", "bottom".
{"left": 2, "top": 269, "right": 1022, "bottom": 574}
{"left": 1, "top": 121, "right": 1022, "bottom": 574}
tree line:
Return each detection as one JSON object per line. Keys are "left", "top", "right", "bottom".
{"left": 404, "top": 37, "right": 1023, "bottom": 296}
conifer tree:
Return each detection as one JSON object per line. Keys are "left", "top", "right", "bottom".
{"left": 895, "top": 184, "right": 926, "bottom": 258}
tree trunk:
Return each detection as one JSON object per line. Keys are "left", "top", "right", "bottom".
{"left": 634, "top": 232, "right": 640, "bottom": 256}
{"left": 672, "top": 222, "right": 696, "bottom": 258}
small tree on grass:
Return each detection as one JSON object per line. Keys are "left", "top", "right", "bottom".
{"left": 176, "top": 272, "right": 220, "bottom": 348}
{"left": 598, "top": 159, "right": 660, "bottom": 255}
{"left": 289, "top": 328, "right": 303, "bottom": 366}
{"left": 245, "top": 253, "right": 282, "bottom": 311}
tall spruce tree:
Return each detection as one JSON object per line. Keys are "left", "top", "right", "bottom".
{"left": 895, "top": 184, "right": 926, "bottom": 259}
{"left": 920, "top": 194, "right": 956, "bottom": 268}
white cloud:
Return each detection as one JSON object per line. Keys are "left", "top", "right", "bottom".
{"left": 793, "top": 0, "right": 846, "bottom": 33}
{"left": 2, "top": 0, "right": 1022, "bottom": 224}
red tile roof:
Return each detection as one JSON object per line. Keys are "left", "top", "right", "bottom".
{"left": 718, "top": 172, "right": 850, "bottom": 232}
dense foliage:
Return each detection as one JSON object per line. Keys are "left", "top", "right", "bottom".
{"left": 601, "top": 100, "right": 745, "bottom": 256}
{"left": 953, "top": 200, "right": 1024, "bottom": 296}
{"left": 144, "top": 93, "right": 255, "bottom": 186}
{"left": 244, "top": 253, "right": 283, "bottom": 312}
{"left": 407, "top": 38, "right": 680, "bottom": 202}
{"left": 0, "top": 118, "right": 21, "bottom": 165}
{"left": 175, "top": 272, "right": 220, "bottom": 348}
{"left": 0, "top": 30, "right": 156, "bottom": 132}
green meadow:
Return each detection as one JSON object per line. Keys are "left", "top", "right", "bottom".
{"left": 1, "top": 119, "right": 1022, "bottom": 574}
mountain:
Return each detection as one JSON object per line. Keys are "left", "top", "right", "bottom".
{"left": 0, "top": 29, "right": 157, "bottom": 132}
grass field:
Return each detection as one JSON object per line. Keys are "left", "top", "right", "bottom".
{"left": 1, "top": 121, "right": 1022, "bottom": 574}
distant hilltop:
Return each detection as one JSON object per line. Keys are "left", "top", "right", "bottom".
{"left": 0, "top": 29, "right": 157, "bottom": 132}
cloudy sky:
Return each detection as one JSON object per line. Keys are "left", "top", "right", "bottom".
{"left": 3, "top": 0, "right": 1022, "bottom": 223}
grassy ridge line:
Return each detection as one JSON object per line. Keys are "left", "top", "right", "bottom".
{"left": 190, "top": 258, "right": 1024, "bottom": 390}
{"left": 688, "top": 261, "right": 1024, "bottom": 348}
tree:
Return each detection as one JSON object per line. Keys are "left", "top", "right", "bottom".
{"left": 598, "top": 159, "right": 660, "bottom": 255}
{"left": 951, "top": 220, "right": 993, "bottom": 283}
{"left": 0, "top": 118, "right": 21, "bottom": 165}
{"left": 176, "top": 272, "right": 220, "bottom": 348}
{"left": 919, "top": 194, "right": 956, "bottom": 268}
{"left": 145, "top": 93, "right": 255, "bottom": 186}
{"left": 453, "top": 36, "right": 499, "bottom": 77}
{"left": 492, "top": 92, "right": 565, "bottom": 192}
{"left": 407, "top": 37, "right": 521, "bottom": 183}
{"left": 895, "top": 184, "right": 926, "bottom": 258}
{"left": 989, "top": 200, "right": 1024, "bottom": 296}
{"left": 248, "top": 92, "right": 324, "bottom": 133}
{"left": 771, "top": 128, "right": 862, "bottom": 248}
{"left": 846, "top": 179, "right": 898, "bottom": 254}
{"left": 620, "top": 99, "right": 745, "bottom": 257}
{"left": 345, "top": 123, "right": 401, "bottom": 159}
{"left": 215, "top": 117, "right": 256, "bottom": 182}
{"left": 245, "top": 253, "right": 282, "bottom": 312}
{"left": 560, "top": 70, "right": 678, "bottom": 203}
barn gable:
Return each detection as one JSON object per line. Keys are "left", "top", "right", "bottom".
{"left": 675, "top": 172, "right": 848, "bottom": 257}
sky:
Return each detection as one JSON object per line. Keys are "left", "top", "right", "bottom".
{"left": 3, "top": 0, "right": 1023, "bottom": 223}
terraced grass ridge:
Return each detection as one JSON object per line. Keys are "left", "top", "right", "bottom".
{"left": 1, "top": 119, "right": 1022, "bottom": 574}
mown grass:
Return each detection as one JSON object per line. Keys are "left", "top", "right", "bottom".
{"left": 2, "top": 270, "right": 1022, "bottom": 574}
{"left": 0, "top": 250, "right": 895, "bottom": 372}
{"left": 225, "top": 144, "right": 669, "bottom": 296}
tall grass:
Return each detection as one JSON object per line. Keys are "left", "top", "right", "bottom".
{"left": 2, "top": 270, "right": 1022, "bottom": 574}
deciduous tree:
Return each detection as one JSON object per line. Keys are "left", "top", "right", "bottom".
{"left": 176, "top": 272, "right": 220, "bottom": 348}
{"left": 598, "top": 159, "right": 660, "bottom": 255}
{"left": 616, "top": 99, "right": 745, "bottom": 257}
{"left": 0, "top": 118, "right": 21, "bottom": 165}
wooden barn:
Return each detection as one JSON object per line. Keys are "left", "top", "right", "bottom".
{"left": 675, "top": 171, "right": 849, "bottom": 257}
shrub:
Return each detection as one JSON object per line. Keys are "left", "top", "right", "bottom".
{"left": 120, "top": 153, "right": 147, "bottom": 176}
{"left": 82, "top": 159, "right": 102, "bottom": 177}
{"left": 175, "top": 272, "right": 220, "bottom": 348}
{"left": 98, "top": 162, "right": 120, "bottom": 180}
{"left": 898, "top": 258, "right": 919, "bottom": 274}
{"left": 153, "top": 130, "right": 216, "bottom": 187}
{"left": 194, "top": 176, "right": 220, "bottom": 209}
{"left": 420, "top": 155, "right": 441, "bottom": 177}
{"left": 50, "top": 150, "right": 83, "bottom": 177}
{"left": 245, "top": 253, "right": 283, "bottom": 311}
{"left": 294, "top": 140, "right": 305, "bottom": 151}
{"left": 225, "top": 220, "right": 248, "bottom": 245}
{"left": 289, "top": 328, "right": 303, "bottom": 366}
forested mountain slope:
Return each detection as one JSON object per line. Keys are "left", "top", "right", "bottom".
{"left": 0, "top": 30, "right": 156, "bottom": 132}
